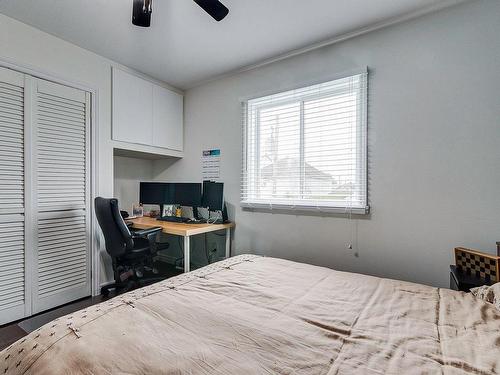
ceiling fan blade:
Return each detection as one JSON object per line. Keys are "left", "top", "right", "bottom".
{"left": 132, "top": 0, "right": 152, "bottom": 27}
{"left": 193, "top": 0, "right": 229, "bottom": 22}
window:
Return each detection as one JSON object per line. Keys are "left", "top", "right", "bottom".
{"left": 241, "top": 71, "right": 368, "bottom": 213}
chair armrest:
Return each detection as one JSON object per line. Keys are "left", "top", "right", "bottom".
{"left": 132, "top": 227, "right": 163, "bottom": 254}
{"left": 132, "top": 227, "right": 162, "bottom": 238}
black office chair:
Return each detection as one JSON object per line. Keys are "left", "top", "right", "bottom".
{"left": 94, "top": 197, "right": 168, "bottom": 296}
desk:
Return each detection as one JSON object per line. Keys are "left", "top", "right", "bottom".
{"left": 127, "top": 217, "right": 235, "bottom": 273}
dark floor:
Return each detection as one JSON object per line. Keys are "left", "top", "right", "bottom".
{"left": 0, "top": 296, "right": 105, "bottom": 351}
{"left": 0, "top": 324, "right": 26, "bottom": 352}
{"left": 0, "top": 261, "right": 181, "bottom": 351}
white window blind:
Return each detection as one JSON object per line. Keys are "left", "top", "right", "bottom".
{"left": 242, "top": 71, "right": 368, "bottom": 213}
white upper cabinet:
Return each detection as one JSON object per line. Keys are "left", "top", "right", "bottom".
{"left": 112, "top": 67, "right": 184, "bottom": 154}
{"left": 153, "top": 85, "right": 183, "bottom": 151}
{"left": 112, "top": 67, "right": 153, "bottom": 146}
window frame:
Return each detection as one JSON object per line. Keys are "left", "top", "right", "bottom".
{"left": 241, "top": 69, "right": 369, "bottom": 214}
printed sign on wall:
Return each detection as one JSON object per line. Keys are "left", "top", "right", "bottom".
{"left": 202, "top": 148, "right": 221, "bottom": 181}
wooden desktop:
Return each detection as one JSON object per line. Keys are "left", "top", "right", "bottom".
{"left": 127, "top": 216, "right": 235, "bottom": 273}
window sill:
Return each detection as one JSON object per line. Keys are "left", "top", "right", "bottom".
{"left": 241, "top": 202, "right": 370, "bottom": 215}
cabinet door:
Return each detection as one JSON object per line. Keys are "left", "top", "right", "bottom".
{"left": 112, "top": 67, "right": 153, "bottom": 146}
{"left": 32, "top": 79, "right": 91, "bottom": 314}
{"left": 152, "top": 84, "right": 183, "bottom": 151}
{"left": 0, "top": 67, "right": 29, "bottom": 325}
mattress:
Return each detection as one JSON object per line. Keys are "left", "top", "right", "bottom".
{"left": 1, "top": 254, "right": 499, "bottom": 374}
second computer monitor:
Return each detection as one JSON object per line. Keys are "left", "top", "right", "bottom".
{"left": 139, "top": 182, "right": 166, "bottom": 205}
{"left": 174, "top": 183, "right": 202, "bottom": 207}
{"left": 202, "top": 182, "right": 224, "bottom": 211}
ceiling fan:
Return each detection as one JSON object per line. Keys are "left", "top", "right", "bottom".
{"left": 132, "top": 0, "right": 229, "bottom": 27}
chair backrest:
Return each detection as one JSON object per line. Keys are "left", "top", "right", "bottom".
{"left": 94, "top": 197, "right": 134, "bottom": 258}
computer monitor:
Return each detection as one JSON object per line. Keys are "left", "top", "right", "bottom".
{"left": 139, "top": 182, "right": 167, "bottom": 205}
{"left": 174, "top": 183, "right": 202, "bottom": 207}
{"left": 202, "top": 182, "right": 224, "bottom": 210}
{"left": 163, "top": 183, "right": 176, "bottom": 205}
{"left": 140, "top": 182, "right": 202, "bottom": 206}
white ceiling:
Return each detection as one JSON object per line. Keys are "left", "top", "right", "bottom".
{"left": 0, "top": 0, "right": 460, "bottom": 89}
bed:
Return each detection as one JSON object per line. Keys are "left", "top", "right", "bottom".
{"left": 2, "top": 254, "right": 500, "bottom": 374}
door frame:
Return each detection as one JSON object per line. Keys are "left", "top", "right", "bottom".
{"left": 0, "top": 56, "right": 101, "bottom": 300}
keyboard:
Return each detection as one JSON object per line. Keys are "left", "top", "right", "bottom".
{"left": 157, "top": 216, "right": 188, "bottom": 223}
{"left": 185, "top": 219, "right": 207, "bottom": 224}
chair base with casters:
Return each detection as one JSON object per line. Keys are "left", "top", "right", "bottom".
{"left": 94, "top": 197, "right": 170, "bottom": 297}
{"left": 101, "top": 227, "right": 170, "bottom": 297}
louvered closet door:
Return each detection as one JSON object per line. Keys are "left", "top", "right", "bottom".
{"left": 0, "top": 67, "right": 29, "bottom": 325}
{"left": 32, "top": 79, "right": 91, "bottom": 314}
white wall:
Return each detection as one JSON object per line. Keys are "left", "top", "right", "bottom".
{"left": 114, "top": 156, "right": 154, "bottom": 213}
{"left": 0, "top": 14, "right": 180, "bottom": 286}
{"left": 155, "top": 0, "right": 500, "bottom": 287}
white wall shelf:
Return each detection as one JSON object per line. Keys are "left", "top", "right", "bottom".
{"left": 113, "top": 142, "right": 183, "bottom": 160}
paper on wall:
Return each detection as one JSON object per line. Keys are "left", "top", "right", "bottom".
{"left": 202, "top": 149, "right": 221, "bottom": 181}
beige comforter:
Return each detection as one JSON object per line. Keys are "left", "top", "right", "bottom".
{"left": 2, "top": 255, "right": 500, "bottom": 374}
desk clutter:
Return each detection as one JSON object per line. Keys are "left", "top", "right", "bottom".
{"left": 137, "top": 181, "right": 228, "bottom": 224}
{"left": 450, "top": 246, "right": 500, "bottom": 292}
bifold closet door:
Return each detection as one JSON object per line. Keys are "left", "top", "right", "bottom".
{"left": 31, "top": 79, "right": 91, "bottom": 314}
{"left": 0, "top": 67, "right": 30, "bottom": 325}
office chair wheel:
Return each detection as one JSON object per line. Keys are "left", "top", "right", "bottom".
{"left": 101, "top": 285, "right": 111, "bottom": 297}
